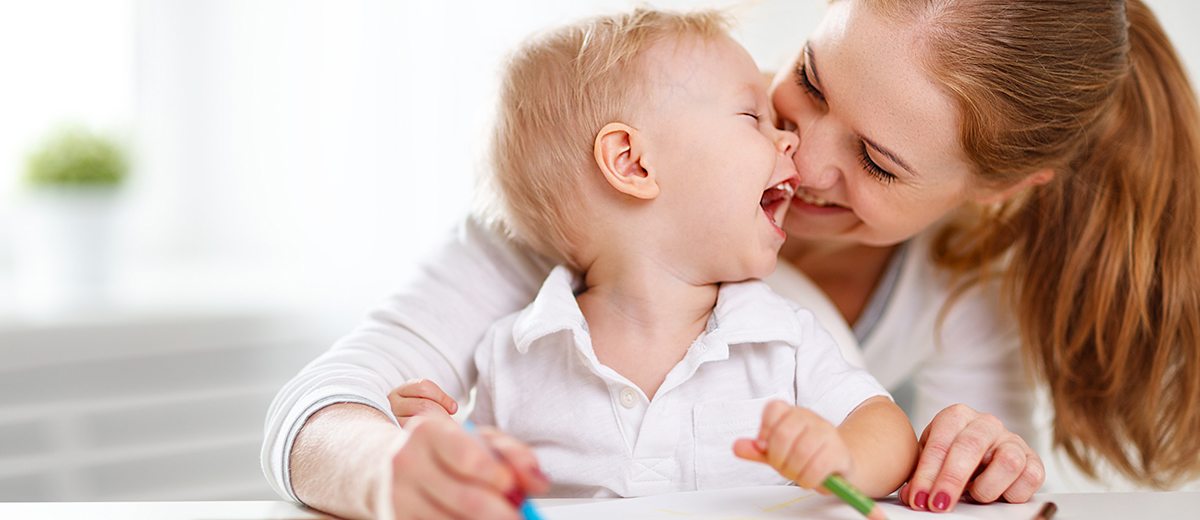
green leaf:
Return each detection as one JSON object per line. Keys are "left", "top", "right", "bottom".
{"left": 24, "top": 125, "right": 129, "bottom": 187}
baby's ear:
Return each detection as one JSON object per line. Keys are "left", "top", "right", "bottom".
{"left": 593, "top": 122, "right": 659, "bottom": 200}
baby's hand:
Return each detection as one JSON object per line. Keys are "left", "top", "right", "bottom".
{"left": 374, "top": 416, "right": 549, "bottom": 519}
{"left": 733, "top": 400, "right": 854, "bottom": 491}
{"left": 387, "top": 379, "right": 458, "bottom": 426}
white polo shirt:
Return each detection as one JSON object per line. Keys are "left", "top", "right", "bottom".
{"left": 469, "top": 266, "right": 890, "bottom": 498}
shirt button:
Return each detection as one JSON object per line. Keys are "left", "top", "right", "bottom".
{"left": 619, "top": 387, "right": 637, "bottom": 408}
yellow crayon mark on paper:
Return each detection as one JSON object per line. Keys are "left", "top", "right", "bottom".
{"left": 761, "top": 493, "right": 814, "bottom": 513}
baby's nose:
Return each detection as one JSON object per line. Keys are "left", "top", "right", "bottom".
{"left": 776, "top": 128, "right": 799, "bottom": 157}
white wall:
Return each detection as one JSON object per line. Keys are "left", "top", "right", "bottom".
{"left": 1, "top": 1, "right": 1197, "bottom": 316}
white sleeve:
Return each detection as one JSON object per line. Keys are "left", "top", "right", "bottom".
{"left": 910, "top": 285, "right": 1037, "bottom": 447}
{"left": 260, "top": 216, "right": 552, "bottom": 502}
{"left": 793, "top": 309, "right": 892, "bottom": 426}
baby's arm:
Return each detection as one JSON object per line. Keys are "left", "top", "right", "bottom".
{"left": 731, "top": 306, "right": 917, "bottom": 497}
{"left": 834, "top": 396, "right": 918, "bottom": 496}
{"left": 733, "top": 397, "right": 916, "bottom": 497}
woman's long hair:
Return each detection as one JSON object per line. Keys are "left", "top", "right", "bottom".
{"left": 869, "top": 0, "right": 1200, "bottom": 487}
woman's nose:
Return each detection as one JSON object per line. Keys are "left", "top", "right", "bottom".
{"left": 794, "top": 127, "right": 841, "bottom": 190}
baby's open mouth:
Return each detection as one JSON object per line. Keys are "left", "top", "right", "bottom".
{"left": 760, "top": 177, "right": 799, "bottom": 231}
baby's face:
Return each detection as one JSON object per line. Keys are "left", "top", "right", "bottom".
{"left": 630, "top": 34, "right": 799, "bottom": 283}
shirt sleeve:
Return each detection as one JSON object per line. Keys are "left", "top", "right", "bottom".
{"left": 793, "top": 309, "right": 892, "bottom": 426}
{"left": 260, "top": 216, "right": 552, "bottom": 502}
{"left": 909, "top": 284, "right": 1037, "bottom": 447}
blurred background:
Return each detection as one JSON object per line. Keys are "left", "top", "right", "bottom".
{"left": 0, "top": 0, "right": 1196, "bottom": 503}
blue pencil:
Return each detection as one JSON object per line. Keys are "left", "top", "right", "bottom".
{"left": 462, "top": 420, "right": 545, "bottom": 520}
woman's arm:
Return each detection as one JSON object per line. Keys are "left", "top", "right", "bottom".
{"left": 261, "top": 216, "right": 553, "bottom": 505}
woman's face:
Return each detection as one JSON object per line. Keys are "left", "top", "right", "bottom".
{"left": 770, "top": 0, "right": 978, "bottom": 247}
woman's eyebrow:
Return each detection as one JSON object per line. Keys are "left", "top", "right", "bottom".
{"left": 863, "top": 136, "right": 919, "bottom": 177}
{"left": 807, "top": 42, "right": 920, "bottom": 177}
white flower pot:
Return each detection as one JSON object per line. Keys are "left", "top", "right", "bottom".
{"left": 12, "top": 187, "right": 119, "bottom": 313}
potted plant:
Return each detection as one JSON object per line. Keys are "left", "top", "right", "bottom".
{"left": 13, "top": 125, "right": 129, "bottom": 312}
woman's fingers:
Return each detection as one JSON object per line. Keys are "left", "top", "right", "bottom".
{"left": 965, "top": 438, "right": 1025, "bottom": 503}
{"left": 906, "top": 404, "right": 974, "bottom": 510}
{"left": 966, "top": 437, "right": 1045, "bottom": 504}
{"left": 928, "top": 413, "right": 1003, "bottom": 511}
{"left": 986, "top": 443, "right": 1045, "bottom": 504}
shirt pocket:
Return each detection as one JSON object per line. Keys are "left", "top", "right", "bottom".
{"left": 692, "top": 396, "right": 791, "bottom": 489}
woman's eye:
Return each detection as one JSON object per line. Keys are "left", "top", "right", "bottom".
{"left": 858, "top": 142, "right": 898, "bottom": 185}
{"left": 795, "top": 62, "right": 825, "bottom": 103}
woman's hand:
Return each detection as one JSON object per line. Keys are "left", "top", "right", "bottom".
{"left": 900, "top": 404, "right": 1045, "bottom": 513}
{"left": 373, "top": 416, "right": 549, "bottom": 520}
{"left": 732, "top": 400, "right": 853, "bottom": 491}
{"left": 388, "top": 378, "right": 459, "bottom": 426}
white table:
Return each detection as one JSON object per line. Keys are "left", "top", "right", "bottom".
{"left": 1, "top": 492, "right": 1196, "bottom": 519}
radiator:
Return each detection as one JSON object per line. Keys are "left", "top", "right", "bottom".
{"left": 0, "top": 308, "right": 335, "bottom": 501}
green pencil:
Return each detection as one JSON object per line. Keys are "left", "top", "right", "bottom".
{"left": 823, "top": 474, "right": 886, "bottom": 520}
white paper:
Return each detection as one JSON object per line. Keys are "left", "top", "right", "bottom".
{"left": 540, "top": 486, "right": 1047, "bottom": 520}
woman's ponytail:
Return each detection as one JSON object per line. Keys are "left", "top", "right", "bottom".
{"left": 873, "top": 0, "right": 1200, "bottom": 486}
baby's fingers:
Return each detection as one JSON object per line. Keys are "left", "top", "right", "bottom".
{"left": 478, "top": 427, "right": 551, "bottom": 495}
{"left": 757, "top": 400, "right": 794, "bottom": 443}
{"left": 733, "top": 438, "right": 768, "bottom": 463}
{"left": 388, "top": 397, "right": 452, "bottom": 426}
{"left": 395, "top": 379, "right": 459, "bottom": 414}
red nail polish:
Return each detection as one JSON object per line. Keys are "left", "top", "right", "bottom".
{"left": 914, "top": 491, "right": 929, "bottom": 510}
{"left": 933, "top": 491, "right": 951, "bottom": 511}
{"left": 505, "top": 488, "right": 525, "bottom": 506}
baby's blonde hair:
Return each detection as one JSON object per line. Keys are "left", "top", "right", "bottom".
{"left": 482, "top": 8, "right": 730, "bottom": 268}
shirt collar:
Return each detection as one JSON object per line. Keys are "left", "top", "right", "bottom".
{"left": 708, "top": 277, "right": 807, "bottom": 347}
{"left": 512, "top": 265, "right": 808, "bottom": 353}
{"left": 512, "top": 265, "right": 588, "bottom": 354}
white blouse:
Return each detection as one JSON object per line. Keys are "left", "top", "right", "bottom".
{"left": 260, "top": 216, "right": 1037, "bottom": 502}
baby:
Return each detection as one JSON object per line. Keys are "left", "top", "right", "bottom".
{"left": 389, "top": 8, "right": 917, "bottom": 500}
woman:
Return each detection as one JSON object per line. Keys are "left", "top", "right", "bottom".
{"left": 262, "top": 1, "right": 1200, "bottom": 518}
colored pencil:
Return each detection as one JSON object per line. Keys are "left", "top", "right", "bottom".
{"left": 823, "top": 474, "right": 886, "bottom": 520}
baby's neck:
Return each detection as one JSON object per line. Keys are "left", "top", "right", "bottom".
{"left": 575, "top": 256, "right": 719, "bottom": 400}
